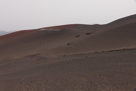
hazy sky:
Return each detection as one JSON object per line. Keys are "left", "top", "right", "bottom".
{"left": 0, "top": 0, "right": 136, "bottom": 31}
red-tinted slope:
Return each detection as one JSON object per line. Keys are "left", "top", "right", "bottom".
{"left": 0, "top": 14, "right": 136, "bottom": 59}
{"left": 43, "top": 24, "right": 78, "bottom": 29}
{"left": 0, "top": 24, "right": 101, "bottom": 60}
{"left": 0, "top": 29, "right": 38, "bottom": 43}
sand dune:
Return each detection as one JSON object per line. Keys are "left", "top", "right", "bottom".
{"left": 49, "top": 21, "right": 136, "bottom": 55}
{"left": 0, "top": 14, "right": 136, "bottom": 91}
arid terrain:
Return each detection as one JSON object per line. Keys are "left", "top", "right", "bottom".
{"left": 0, "top": 14, "right": 136, "bottom": 91}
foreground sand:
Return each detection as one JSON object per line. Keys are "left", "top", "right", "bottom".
{"left": 0, "top": 14, "right": 136, "bottom": 91}
{"left": 0, "top": 49, "right": 136, "bottom": 91}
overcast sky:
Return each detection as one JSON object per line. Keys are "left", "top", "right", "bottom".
{"left": 0, "top": 0, "right": 136, "bottom": 31}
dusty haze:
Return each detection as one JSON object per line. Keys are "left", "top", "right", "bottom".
{"left": 0, "top": 0, "right": 136, "bottom": 31}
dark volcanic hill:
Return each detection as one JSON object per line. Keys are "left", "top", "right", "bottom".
{"left": 0, "top": 14, "right": 136, "bottom": 91}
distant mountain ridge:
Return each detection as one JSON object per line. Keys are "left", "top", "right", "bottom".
{"left": 0, "top": 30, "right": 9, "bottom": 36}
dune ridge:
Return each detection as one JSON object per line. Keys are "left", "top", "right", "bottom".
{"left": 0, "top": 15, "right": 136, "bottom": 57}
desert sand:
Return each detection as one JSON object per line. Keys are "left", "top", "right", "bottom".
{"left": 0, "top": 14, "right": 136, "bottom": 91}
